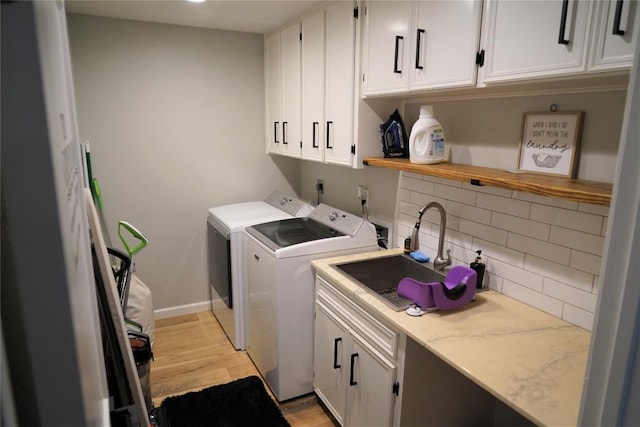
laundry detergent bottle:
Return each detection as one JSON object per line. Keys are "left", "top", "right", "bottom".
{"left": 409, "top": 105, "right": 445, "bottom": 164}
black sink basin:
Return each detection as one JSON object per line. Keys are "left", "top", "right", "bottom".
{"left": 334, "top": 254, "right": 446, "bottom": 311}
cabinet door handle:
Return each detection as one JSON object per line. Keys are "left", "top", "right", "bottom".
{"left": 326, "top": 121, "right": 333, "bottom": 149}
{"left": 415, "top": 29, "right": 425, "bottom": 70}
{"left": 349, "top": 353, "right": 359, "bottom": 386}
{"left": 254, "top": 254, "right": 259, "bottom": 261}
{"left": 333, "top": 337, "right": 342, "bottom": 369}
{"left": 274, "top": 121, "right": 279, "bottom": 144}
{"left": 312, "top": 121, "right": 319, "bottom": 148}
{"left": 558, "top": 0, "right": 570, "bottom": 45}
{"left": 282, "top": 121, "right": 288, "bottom": 145}
{"left": 394, "top": 35, "right": 403, "bottom": 73}
{"left": 613, "top": 0, "right": 626, "bottom": 35}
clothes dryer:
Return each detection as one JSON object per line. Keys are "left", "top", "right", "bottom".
{"left": 207, "top": 191, "right": 312, "bottom": 350}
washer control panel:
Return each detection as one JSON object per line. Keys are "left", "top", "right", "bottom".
{"left": 309, "top": 204, "right": 365, "bottom": 237}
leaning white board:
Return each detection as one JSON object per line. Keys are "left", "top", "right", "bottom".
{"left": 84, "top": 189, "right": 148, "bottom": 424}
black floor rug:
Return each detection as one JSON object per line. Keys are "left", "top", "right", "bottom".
{"left": 159, "top": 376, "right": 290, "bottom": 427}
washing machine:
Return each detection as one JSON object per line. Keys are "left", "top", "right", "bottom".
{"left": 207, "top": 191, "right": 312, "bottom": 350}
{"left": 243, "top": 204, "right": 379, "bottom": 401}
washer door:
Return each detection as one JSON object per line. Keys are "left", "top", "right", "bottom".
{"left": 208, "top": 222, "right": 232, "bottom": 308}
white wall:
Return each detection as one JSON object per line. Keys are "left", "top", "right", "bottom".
{"left": 67, "top": 14, "right": 300, "bottom": 310}
{"left": 299, "top": 160, "right": 399, "bottom": 229}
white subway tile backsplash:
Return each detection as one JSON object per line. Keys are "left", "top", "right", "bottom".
{"left": 444, "top": 229, "right": 473, "bottom": 252}
{"left": 524, "top": 255, "right": 594, "bottom": 292}
{"left": 398, "top": 188, "right": 412, "bottom": 203}
{"left": 485, "top": 271, "right": 503, "bottom": 292}
{"left": 410, "top": 191, "right": 441, "bottom": 208}
{"left": 578, "top": 203, "right": 611, "bottom": 216}
{"left": 403, "top": 171, "right": 425, "bottom": 180}
{"left": 477, "top": 193, "right": 530, "bottom": 218}
{"left": 549, "top": 226, "right": 605, "bottom": 256}
{"left": 446, "top": 200, "right": 491, "bottom": 225}
{"left": 502, "top": 280, "right": 564, "bottom": 317}
{"left": 562, "top": 304, "right": 595, "bottom": 331}
{"left": 402, "top": 176, "right": 435, "bottom": 194}
{"left": 570, "top": 250, "right": 602, "bottom": 276}
{"left": 459, "top": 220, "right": 507, "bottom": 246}
{"left": 507, "top": 233, "right": 571, "bottom": 265}
{"left": 530, "top": 204, "right": 603, "bottom": 234}
{"left": 512, "top": 191, "right": 578, "bottom": 210}
{"left": 395, "top": 175, "right": 608, "bottom": 330}
{"left": 473, "top": 238, "right": 525, "bottom": 267}
{"left": 489, "top": 258, "right": 542, "bottom": 289}
{"left": 422, "top": 175, "right": 463, "bottom": 188}
{"left": 434, "top": 183, "right": 477, "bottom": 206}
{"left": 399, "top": 201, "right": 419, "bottom": 218}
{"left": 491, "top": 212, "right": 550, "bottom": 240}
{"left": 543, "top": 278, "right": 598, "bottom": 312}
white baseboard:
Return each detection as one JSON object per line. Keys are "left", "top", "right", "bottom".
{"left": 153, "top": 300, "right": 212, "bottom": 320}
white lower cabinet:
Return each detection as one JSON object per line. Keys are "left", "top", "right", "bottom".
{"left": 314, "top": 277, "right": 400, "bottom": 427}
{"left": 346, "top": 332, "right": 397, "bottom": 427}
{"left": 313, "top": 274, "right": 535, "bottom": 426}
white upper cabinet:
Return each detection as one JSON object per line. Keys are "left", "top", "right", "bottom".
{"left": 324, "top": 1, "right": 358, "bottom": 167}
{"left": 362, "top": 1, "right": 482, "bottom": 96}
{"left": 409, "top": 1, "right": 483, "bottom": 90}
{"left": 478, "top": 0, "right": 593, "bottom": 84}
{"left": 589, "top": 0, "right": 637, "bottom": 72}
{"left": 265, "top": 32, "right": 282, "bottom": 154}
{"left": 299, "top": 1, "right": 359, "bottom": 167}
{"left": 301, "top": 10, "right": 325, "bottom": 162}
{"left": 361, "top": 1, "right": 413, "bottom": 95}
{"left": 280, "top": 22, "right": 302, "bottom": 158}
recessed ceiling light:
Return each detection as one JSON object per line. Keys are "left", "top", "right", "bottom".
{"left": 187, "top": 0, "right": 206, "bottom": 3}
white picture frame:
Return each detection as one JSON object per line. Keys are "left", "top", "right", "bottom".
{"left": 517, "top": 111, "right": 584, "bottom": 178}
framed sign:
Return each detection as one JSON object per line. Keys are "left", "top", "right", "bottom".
{"left": 517, "top": 111, "right": 584, "bottom": 178}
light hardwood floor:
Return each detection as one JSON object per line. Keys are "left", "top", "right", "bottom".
{"left": 150, "top": 311, "right": 337, "bottom": 427}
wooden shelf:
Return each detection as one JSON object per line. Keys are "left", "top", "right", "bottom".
{"left": 363, "top": 157, "right": 612, "bottom": 206}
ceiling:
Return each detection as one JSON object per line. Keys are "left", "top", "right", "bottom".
{"left": 64, "top": 0, "right": 326, "bottom": 34}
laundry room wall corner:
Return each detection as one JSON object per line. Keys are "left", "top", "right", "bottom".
{"left": 67, "top": 14, "right": 300, "bottom": 311}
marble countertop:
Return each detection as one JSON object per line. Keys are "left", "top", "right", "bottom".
{"left": 311, "top": 248, "right": 591, "bottom": 426}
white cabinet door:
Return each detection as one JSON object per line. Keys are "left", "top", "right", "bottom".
{"left": 324, "top": 1, "right": 357, "bottom": 167}
{"left": 410, "top": 0, "right": 482, "bottom": 90}
{"left": 479, "top": 0, "right": 592, "bottom": 84}
{"left": 280, "top": 22, "right": 302, "bottom": 158}
{"left": 346, "top": 332, "right": 397, "bottom": 427}
{"left": 362, "top": 1, "right": 413, "bottom": 95}
{"left": 314, "top": 300, "right": 349, "bottom": 425}
{"left": 265, "top": 32, "right": 282, "bottom": 154}
{"left": 301, "top": 10, "right": 325, "bottom": 162}
{"left": 589, "top": 0, "right": 637, "bottom": 72}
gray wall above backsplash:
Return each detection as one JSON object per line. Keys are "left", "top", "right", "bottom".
{"left": 403, "top": 90, "right": 626, "bottom": 183}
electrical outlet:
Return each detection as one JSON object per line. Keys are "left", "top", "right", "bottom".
{"left": 316, "top": 179, "right": 324, "bottom": 194}
{"left": 357, "top": 185, "right": 368, "bottom": 200}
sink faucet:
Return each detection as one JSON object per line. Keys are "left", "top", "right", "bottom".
{"left": 409, "top": 201, "right": 451, "bottom": 271}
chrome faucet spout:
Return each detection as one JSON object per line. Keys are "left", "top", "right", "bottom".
{"left": 409, "top": 201, "right": 451, "bottom": 271}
